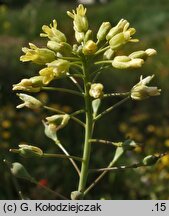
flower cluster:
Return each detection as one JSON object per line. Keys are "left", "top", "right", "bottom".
{"left": 11, "top": 4, "right": 162, "bottom": 200}
{"left": 13, "top": 4, "right": 160, "bottom": 102}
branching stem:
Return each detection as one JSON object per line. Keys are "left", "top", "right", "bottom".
{"left": 42, "top": 87, "right": 83, "bottom": 97}
{"left": 95, "top": 96, "right": 130, "bottom": 121}
{"left": 44, "top": 106, "right": 85, "bottom": 128}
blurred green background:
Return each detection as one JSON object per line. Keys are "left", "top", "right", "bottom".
{"left": 0, "top": 0, "right": 169, "bottom": 199}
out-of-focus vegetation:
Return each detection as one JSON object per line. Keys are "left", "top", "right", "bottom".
{"left": 0, "top": 0, "right": 169, "bottom": 199}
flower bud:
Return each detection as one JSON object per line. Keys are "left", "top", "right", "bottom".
{"left": 47, "top": 41, "right": 62, "bottom": 52}
{"left": 97, "top": 22, "right": 111, "bottom": 42}
{"left": 67, "top": 4, "right": 88, "bottom": 32}
{"left": 84, "top": 29, "right": 93, "bottom": 43}
{"left": 103, "top": 48, "right": 115, "bottom": 60}
{"left": 142, "top": 155, "right": 159, "bottom": 166}
{"left": 131, "top": 75, "right": 161, "bottom": 100}
{"left": 112, "top": 56, "right": 144, "bottom": 69}
{"left": 145, "top": 48, "right": 157, "bottom": 56}
{"left": 82, "top": 40, "right": 97, "bottom": 55}
{"left": 72, "top": 44, "right": 83, "bottom": 54}
{"left": 47, "top": 41, "right": 72, "bottom": 55}
{"left": 76, "top": 45, "right": 83, "bottom": 54}
{"left": 10, "top": 144, "right": 43, "bottom": 158}
{"left": 106, "top": 19, "right": 128, "bottom": 40}
{"left": 40, "top": 19, "right": 66, "bottom": 42}
{"left": 16, "top": 93, "right": 42, "bottom": 109}
{"left": 129, "top": 50, "right": 146, "bottom": 59}
{"left": 75, "top": 31, "right": 85, "bottom": 43}
{"left": 73, "top": 44, "right": 78, "bottom": 52}
{"left": 13, "top": 76, "right": 44, "bottom": 92}
{"left": 129, "top": 48, "right": 157, "bottom": 60}
{"left": 109, "top": 31, "right": 130, "bottom": 50}
{"left": 89, "top": 83, "right": 104, "bottom": 99}
{"left": 20, "top": 43, "right": 56, "bottom": 65}
{"left": 47, "top": 59, "right": 70, "bottom": 78}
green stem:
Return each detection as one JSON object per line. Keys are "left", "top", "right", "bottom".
{"left": 70, "top": 62, "right": 83, "bottom": 70}
{"left": 3, "top": 159, "right": 23, "bottom": 199}
{"left": 43, "top": 153, "right": 83, "bottom": 162}
{"left": 90, "top": 139, "right": 124, "bottom": 147}
{"left": 59, "top": 56, "right": 79, "bottom": 61}
{"left": 42, "top": 87, "right": 83, "bottom": 97}
{"left": 57, "top": 143, "right": 81, "bottom": 176}
{"left": 95, "top": 60, "right": 112, "bottom": 65}
{"left": 44, "top": 106, "right": 85, "bottom": 128}
{"left": 89, "top": 162, "right": 143, "bottom": 173}
{"left": 103, "top": 92, "right": 130, "bottom": 98}
{"left": 78, "top": 60, "right": 93, "bottom": 194}
{"left": 95, "top": 96, "right": 130, "bottom": 121}
{"left": 67, "top": 73, "right": 84, "bottom": 93}
{"left": 11, "top": 172, "right": 24, "bottom": 199}
{"left": 84, "top": 147, "right": 124, "bottom": 195}
{"left": 92, "top": 66, "right": 110, "bottom": 82}
{"left": 95, "top": 46, "right": 110, "bottom": 55}
{"left": 68, "top": 73, "right": 84, "bottom": 78}
{"left": 71, "top": 109, "right": 85, "bottom": 116}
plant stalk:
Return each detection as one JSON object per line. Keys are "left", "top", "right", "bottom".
{"left": 78, "top": 61, "right": 93, "bottom": 194}
{"left": 84, "top": 147, "right": 124, "bottom": 195}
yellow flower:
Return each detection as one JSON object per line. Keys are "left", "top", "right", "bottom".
{"left": 67, "top": 4, "right": 88, "bottom": 32}
{"left": 13, "top": 76, "right": 44, "bottom": 92}
{"left": 47, "top": 59, "right": 70, "bottom": 78}
{"left": 39, "top": 67, "right": 55, "bottom": 85}
{"left": 40, "top": 19, "right": 67, "bottom": 42}
{"left": 89, "top": 83, "right": 104, "bottom": 99}
{"left": 131, "top": 75, "right": 161, "bottom": 100}
{"left": 107, "top": 20, "right": 138, "bottom": 50}
{"left": 20, "top": 43, "right": 56, "bottom": 65}
{"left": 109, "top": 28, "right": 138, "bottom": 50}
{"left": 106, "top": 19, "right": 128, "bottom": 40}
{"left": 16, "top": 93, "right": 42, "bottom": 109}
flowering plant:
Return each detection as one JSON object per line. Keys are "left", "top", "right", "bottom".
{"left": 10, "top": 4, "right": 164, "bottom": 199}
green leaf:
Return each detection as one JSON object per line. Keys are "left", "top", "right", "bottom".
{"left": 92, "top": 99, "right": 101, "bottom": 117}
